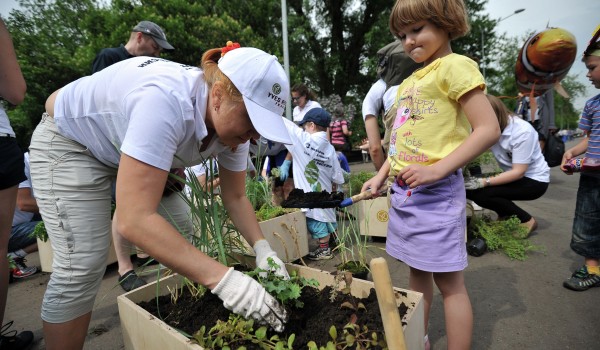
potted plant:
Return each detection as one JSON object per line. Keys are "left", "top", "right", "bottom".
{"left": 333, "top": 209, "right": 379, "bottom": 280}
{"left": 118, "top": 263, "right": 425, "bottom": 349}
{"left": 240, "top": 175, "right": 309, "bottom": 262}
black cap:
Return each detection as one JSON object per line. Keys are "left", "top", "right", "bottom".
{"left": 299, "top": 108, "right": 331, "bottom": 127}
{"left": 132, "top": 21, "right": 174, "bottom": 51}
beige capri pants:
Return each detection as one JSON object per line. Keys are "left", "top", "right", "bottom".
{"left": 29, "top": 114, "right": 191, "bottom": 323}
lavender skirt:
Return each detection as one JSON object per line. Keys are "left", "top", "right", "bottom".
{"left": 386, "top": 170, "right": 467, "bottom": 272}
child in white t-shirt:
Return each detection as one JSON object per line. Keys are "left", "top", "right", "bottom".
{"left": 283, "top": 108, "right": 345, "bottom": 260}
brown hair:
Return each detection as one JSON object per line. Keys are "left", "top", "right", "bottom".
{"left": 201, "top": 48, "right": 243, "bottom": 103}
{"left": 486, "top": 94, "right": 510, "bottom": 132}
{"left": 389, "top": 0, "right": 470, "bottom": 41}
{"left": 291, "top": 83, "right": 318, "bottom": 101}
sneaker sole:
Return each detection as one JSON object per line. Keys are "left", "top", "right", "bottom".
{"left": 563, "top": 280, "right": 600, "bottom": 291}
{"left": 307, "top": 255, "right": 334, "bottom": 261}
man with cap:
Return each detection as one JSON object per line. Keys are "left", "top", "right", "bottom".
{"left": 91, "top": 20, "right": 174, "bottom": 73}
{"left": 281, "top": 108, "right": 345, "bottom": 260}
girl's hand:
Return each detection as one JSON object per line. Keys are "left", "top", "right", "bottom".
{"left": 361, "top": 173, "right": 387, "bottom": 197}
{"left": 397, "top": 164, "right": 442, "bottom": 188}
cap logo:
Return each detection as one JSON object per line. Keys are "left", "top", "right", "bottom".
{"left": 272, "top": 83, "right": 282, "bottom": 95}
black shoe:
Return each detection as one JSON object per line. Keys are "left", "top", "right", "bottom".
{"left": 0, "top": 321, "right": 33, "bottom": 350}
{"left": 136, "top": 256, "right": 159, "bottom": 268}
{"left": 118, "top": 270, "right": 147, "bottom": 292}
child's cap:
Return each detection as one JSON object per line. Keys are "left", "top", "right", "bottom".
{"left": 218, "top": 47, "right": 292, "bottom": 144}
{"left": 299, "top": 108, "right": 331, "bottom": 127}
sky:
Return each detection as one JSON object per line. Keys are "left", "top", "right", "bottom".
{"left": 1, "top": 0, "right": 598, "bottom": 110}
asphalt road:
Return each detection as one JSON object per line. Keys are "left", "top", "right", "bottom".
{"left": 5, "top": 139, "right": 599, "bottom": 349}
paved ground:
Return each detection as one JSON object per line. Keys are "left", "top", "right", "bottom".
{"left": 5, "top": 139, "right": 600, "bottom": 349}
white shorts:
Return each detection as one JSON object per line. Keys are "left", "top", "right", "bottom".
{"left": 30, "top": 114, "right": 191, "bottom": 323}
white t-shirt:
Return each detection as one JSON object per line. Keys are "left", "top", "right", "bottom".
{"left": 292, "top": 100, "right": 322, "bottom": 123}
{"left": 491, "top": 116, "right": 550, "bottom": 183}
{"left": 361, "top": 79, "right": 399, "bottom": 120}
{"left": 283, "top": 118, "right": 344, "bottom": 223}
{"left": 54, "top": 57, "right": 248, "bottom": 172}
{"left": 0, "top": 105, "right": 15, "bottom": 136}
{"left": 12, "top": 152, "right": 34, "bottom": 226}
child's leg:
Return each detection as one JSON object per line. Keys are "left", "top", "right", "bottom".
{"left": 409, "top": 267, "right": 434, "bottom": 337}
{"left": 433, "top": 271, "right": 473, "bottom": 350}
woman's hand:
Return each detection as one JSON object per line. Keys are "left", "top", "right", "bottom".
{"left": 254, "top": 240, "right": 290, "bottom": 279}
{"left": 212, "top": 267, "right": 288, "bottom": 332}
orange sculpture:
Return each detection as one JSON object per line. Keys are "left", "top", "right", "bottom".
{"left": 515, "top": 27, "right": 577, "bottom": 96}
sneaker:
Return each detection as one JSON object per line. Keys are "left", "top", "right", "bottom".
{"left": 0, "top": 321, "right": 34, "bottom": 350}
{"left": 563, "top": 266, "right": 600, "bottom": 291}
{"left": 308, "top": 247, "right": 333, "bottom": 261}
{"left": 10, "top": 257, "right": 37, "bottom": 280}
{"left": 118, "top": 270, "right": 147, "bottom": 292}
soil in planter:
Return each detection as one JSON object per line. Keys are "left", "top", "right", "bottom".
{"left": 139, "top": 284, "right": 410, "bottom": 349}
{"left": 281, "top": 189, "right": 345, "bottom": 209}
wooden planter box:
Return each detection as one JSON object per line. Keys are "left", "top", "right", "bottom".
{"left": 118, "top": 264, "right": 425, "bottom": 350}
{"left": 237, "top": 210, "right": 309, "bottom": 262}
{"left": 37, "top": 234, "right": 128, "bottom": 272}
{"left": 350, "top": 196, "right": 389, "bottom": 237}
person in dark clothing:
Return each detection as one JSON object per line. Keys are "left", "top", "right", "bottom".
{"left": 91, "top": 20, "right": 174, "bottom": 73}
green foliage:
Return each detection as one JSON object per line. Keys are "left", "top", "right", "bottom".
{"left": 307, "top": 324, "right": 387, "bottom": 350}
{"left": 30, "top": 221, "right": 48, "bottom": 242}
{"left": 180, "top": 162, "right": 246, "bottom": 265}
{"left": 471, "top": 216, "right": 545, "bottom": 260}
{"left": 255, "top": 204, "right": 296, "bottom": 223}
{"left": 464, "top": 151, "right": 502, "bottom": 177}
{"left": 247, "top": 258, "right": 319, "bottom": 308}
{"left": 193, "top": 315, "right": 293, "bottom": 350}
{"left": 348, "top": 171, "right": 376, "bottom": 195}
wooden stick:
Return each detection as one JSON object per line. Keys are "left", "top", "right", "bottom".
{"left": 370, "top": 257, "right": 406, "bottom": 350}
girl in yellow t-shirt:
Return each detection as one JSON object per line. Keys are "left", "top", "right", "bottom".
{"left": 362, "top": 0, "right": 500, "bottom": 349}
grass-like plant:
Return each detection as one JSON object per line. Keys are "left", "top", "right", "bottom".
{"left": 176, "top": 160, "right": 247, "bottom": 265}
{"left": 470, "top": 214, "right": 545, "bottom": 260}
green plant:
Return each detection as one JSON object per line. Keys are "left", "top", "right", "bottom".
{"left": 193, "top": 315, "right": 294, "bottom": 350}
{"left": 347, "top": 171, "right": 376, "bottom": 196}
{"left": 464, "top": 151, "right": 502, "bottom": 177}
{"left": 333, "top": 211, "right": 372, "bottom": 274}
{"left": 247, "top": 258, "right": 319, "bottom": 308}
{"left": 307, "top": 324, "right": 387, "bottom": 350}
{"left": 30, "top": 221, "right": 48, "bottom": 242}
{"left": 471, "top": 215, "right": 545, "bottom": 260}
{"left": 178, "top": 160, "right": 246, "bottom": 265}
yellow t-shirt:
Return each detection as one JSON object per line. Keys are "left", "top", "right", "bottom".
{"left": 388, "top": 53, "right": 485, "bottom": 175}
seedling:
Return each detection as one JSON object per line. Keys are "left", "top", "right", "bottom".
{"left": 247, "top": 258, "right": 319, "bottom": 308}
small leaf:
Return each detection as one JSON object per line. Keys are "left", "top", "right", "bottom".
{"left": 288, "top": 333, "right": 296, "bottom": 348}
{"left": 329, "top": 325, "right": 338, "bottom": 340}
{"left": 346, "top": 334, "right": 356, "bottom": 345}
{"left": 255, "top": 326, "right": 267, "bottom": 340}
{"left": 357, "top": 302, "right": 366, "bottom": 311}
{"left": 307, "top": 341, "right": 318, "bottom": 350}
{"left": 340, "top": 301, "right": 356, "bottom": 310}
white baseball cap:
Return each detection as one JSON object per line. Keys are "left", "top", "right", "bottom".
{"left": 218, "top": 48, "right": 292, "bottom": 144}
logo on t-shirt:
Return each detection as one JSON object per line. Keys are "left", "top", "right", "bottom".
{"left": 272, "top": 83, "right": 282, "bottom": 95}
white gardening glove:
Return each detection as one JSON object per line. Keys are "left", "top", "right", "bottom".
{"left": 253, "top": 239, "right": 290, "bottom": 279}
{"left": 464, "top": 177, "right": 484, "bottom": 190}
{"left": 212, "top": 267, "right": 288, "bottom": 332}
